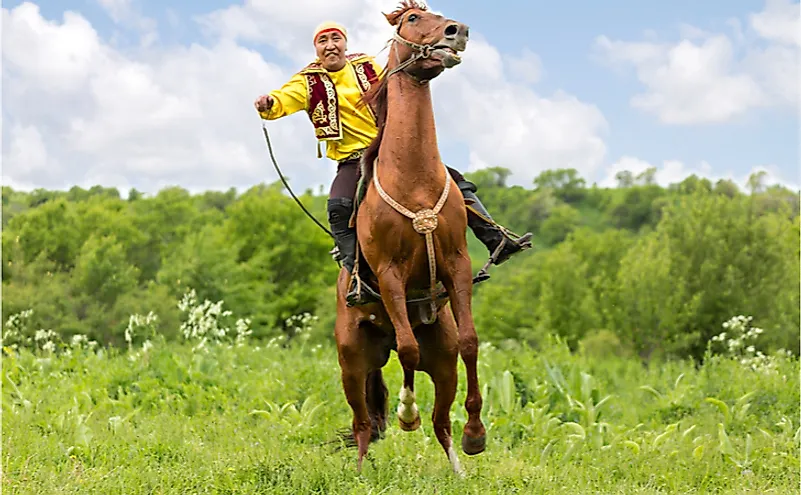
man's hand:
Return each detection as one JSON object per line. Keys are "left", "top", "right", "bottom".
{"left": 254, "top": 95, "right": 274, "bottom": 113}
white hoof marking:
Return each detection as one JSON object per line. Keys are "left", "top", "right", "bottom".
{"left": 397, "top": 386, "right": 419, "bottom": 424}
{"left": 448, "top": 444, "right": 464, "bottom": 476}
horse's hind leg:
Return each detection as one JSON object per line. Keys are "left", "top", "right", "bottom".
{"left": 443, "top": 260, "right": 486, "bottom": 456}
{"left": 418, "top": 312, "right": 462, "bottom": 475}
{"left": 397, "top": 367, "right": 420, "bottom": 431}
{"left": 335, "top": 312, "right": 372, "bottom": 471}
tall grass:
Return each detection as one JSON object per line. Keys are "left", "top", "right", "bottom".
{"left": 3, "top": 296, "right": 799, "bottom": 494}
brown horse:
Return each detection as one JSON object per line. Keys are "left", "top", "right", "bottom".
{"left": 333, "top": 0, "right": 485, "bottom": 475}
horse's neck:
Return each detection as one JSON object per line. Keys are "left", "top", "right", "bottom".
{"left": 379, "top": 74, "right": 444, "bottom": 188}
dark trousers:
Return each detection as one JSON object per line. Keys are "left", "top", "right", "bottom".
{"left": 329, "top": 157, "right": 467, "bottom": 201}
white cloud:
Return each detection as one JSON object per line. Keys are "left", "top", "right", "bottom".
{"left": 594, "top": 0, "right": 800, "bottom": 124}
{"left": 432, "top": 36, "right": 607, "bottom": 186}
{"left": 601, "top": 155, "right": 799, "bottom": 192}
{"left": 95, "top": 0, "right": 158, "bottom": 47}
{"left": 5, "top": 124, "right": 53, "bottom": 176}
{"left": 749, "top": 0, "right": 801, "bottom": 46}
{"left": 2, "top": 4, "right": 105, "bottom": 95}
{"left": 2, "top": 0, "right": 608, "bottom": 194}
{"left": 2, "top": 2, "right": 323, "bottom": 193}
{"left": 96, "top": 0, "right": 132, "bottom": 22}
{"left": 503, "top": 48, "right": 543, "bottom": 84}
{"left": 196, "top": 0, "right": 395, "bottom": 66}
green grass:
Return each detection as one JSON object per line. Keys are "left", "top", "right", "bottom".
{"left": 3, "top": 336, "right": 799, "bottom": 494}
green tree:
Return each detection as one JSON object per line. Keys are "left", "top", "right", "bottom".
{"left": 540, "top": 203, "right": 580, "bottom": 244}
{"left": 224, "top": 182, "right": 339, "bottom": 333}
{"left": 465, "top": 166, "right": 512, "bottom": 189}
{"left": 533, "top": 168, "right": 587, "bottom": 203}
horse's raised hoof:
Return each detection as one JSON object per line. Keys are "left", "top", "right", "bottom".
{"left": 398, "top": 415, "right": 421, "bottom": 432}
{"left": 461, "top": 433, "right": 486, "bottom": 455}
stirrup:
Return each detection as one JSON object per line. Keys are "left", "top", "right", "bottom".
{"left": 473, "top": 231, "right": 534, "bottom": 283}
{"left": 496, "top": 232, "right": 533, "bottom": 264}
{"left": 346, "top": 276, "right": 381, "bottom": 306}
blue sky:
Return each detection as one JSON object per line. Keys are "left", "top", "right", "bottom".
{"left": 441, "top": 0, "right": 799, "bottom": 186}
{"left": 2, "top": 0, "right": 799, "bottom": 193}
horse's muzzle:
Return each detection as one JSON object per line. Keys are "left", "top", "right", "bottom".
{"left": 432, "top": 22, "right": 469, "bottom": 68}
{"left": 443, "top": 22, "right": 469, "bottom": 51}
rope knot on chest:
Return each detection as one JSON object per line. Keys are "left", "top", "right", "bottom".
{"left": 412, "top": 209, "right": 439, "bottom": 234}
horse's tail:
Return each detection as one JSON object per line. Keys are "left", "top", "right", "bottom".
{"left": 366, "top": 369, "right": 388, "bottom": 432}
{"left": 328, "top": 369, "right": 388, "bottom": 451}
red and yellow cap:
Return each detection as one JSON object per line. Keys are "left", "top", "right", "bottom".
{"left": 313, "top": 21, "right": 347, "bottom": 43}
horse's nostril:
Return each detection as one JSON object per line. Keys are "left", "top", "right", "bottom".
{"left": 444, "top": 24, "right": 458, "bottom": 37}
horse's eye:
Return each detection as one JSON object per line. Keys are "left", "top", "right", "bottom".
{"left": 408, "top": 14, "right": 418, "bottom": 22}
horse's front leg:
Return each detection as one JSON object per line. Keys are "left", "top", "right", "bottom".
{"left": 442, "top": 257, "right": 486, "bottom": 455}
{"left": 397, "top": 366, "right": 420, "bottom": 431}
{"left": 375, "top": 267, "right": 420, "bottom": 373}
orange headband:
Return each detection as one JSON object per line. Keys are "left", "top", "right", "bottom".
{"left": 313, "top": 21, "right": 347, "bottom": 43}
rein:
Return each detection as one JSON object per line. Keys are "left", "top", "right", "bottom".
{"left": 384, "top": 29, "right": 441, "bottom": 83}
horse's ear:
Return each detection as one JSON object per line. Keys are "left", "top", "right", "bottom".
{"left": 383, "top": 11, "right": 402, "bottom": 26}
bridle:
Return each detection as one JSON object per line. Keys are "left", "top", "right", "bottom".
{"left": 384, "top": 15, "right": 447, "bottom": 83}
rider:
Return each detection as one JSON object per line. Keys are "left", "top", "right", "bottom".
{"left": 254, "top": 21, "right": 532, "bottom": 305}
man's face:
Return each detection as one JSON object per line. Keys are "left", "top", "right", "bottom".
{"left": 315, "top": 30, "right": 347, "bottom": 71}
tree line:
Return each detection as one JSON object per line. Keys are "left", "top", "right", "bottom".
{"left": 2, "top": 166, "right": 798, "bottom": 361}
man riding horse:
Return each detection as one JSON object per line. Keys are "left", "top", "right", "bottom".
{"left": 254, "top": 21, "right": 532, "bottom": 305}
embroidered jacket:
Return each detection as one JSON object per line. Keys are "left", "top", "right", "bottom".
{"left": 260, "top": 53, "right": 382, "bottom": 162}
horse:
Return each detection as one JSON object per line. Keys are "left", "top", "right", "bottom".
{"left": 332, "top": 0, "right": 485, "bottom": 476}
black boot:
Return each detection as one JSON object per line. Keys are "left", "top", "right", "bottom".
{"left": 327, "top": 198, "right": 379, "bottom": 306}
{"left": 458, "top": 180, "right": 533, "bottom": 267}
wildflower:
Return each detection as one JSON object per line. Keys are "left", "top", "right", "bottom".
{"left": 711, "top": 315, "right": 791, "bottom": 376}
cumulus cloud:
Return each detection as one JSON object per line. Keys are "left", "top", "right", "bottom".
{"left": 432, "top": 38, "right": 608, "bottom": 186}
{"left": 503, "top": 48, "right": 543, "bottom": 85}
{"left": 593, "top": 0, "right": 800, "bottom": 124}
{"left": 2, "top": 2, "right": 326, "bottom": 193}
{"left": 196, "top": 0, "right": 396, "bottom": 67}
{"left": 95, "top": 0, "right": 158, "bottom": 47}
{"left": 2, "top": 0, "right": 609, "bottom": 193}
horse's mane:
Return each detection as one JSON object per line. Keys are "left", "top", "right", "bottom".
{"left": 359, "top": 0, "right": 429, "bottom": 184}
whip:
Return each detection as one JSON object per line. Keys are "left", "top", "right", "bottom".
{"left": 260, "top": 120, "right": 334, "bottom": 239}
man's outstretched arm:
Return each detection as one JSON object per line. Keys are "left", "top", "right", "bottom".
{"left": 254, "top": 73, "right": 307, "bottom": 120}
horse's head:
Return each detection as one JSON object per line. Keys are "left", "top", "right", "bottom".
{"left": 384, "top": 1, "right": 469, "bottom": 82}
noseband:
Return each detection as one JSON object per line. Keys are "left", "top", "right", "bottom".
{"left": 384, "top": 28, "right": 442, "bottom": 83}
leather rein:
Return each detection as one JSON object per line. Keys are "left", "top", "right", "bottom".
{"left": 384, "top": 21, "right": 452, "bottom": 83}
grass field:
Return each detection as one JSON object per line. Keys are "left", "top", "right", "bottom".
{"left": 3, "top": 328, "right": 799, "bottom": 494}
